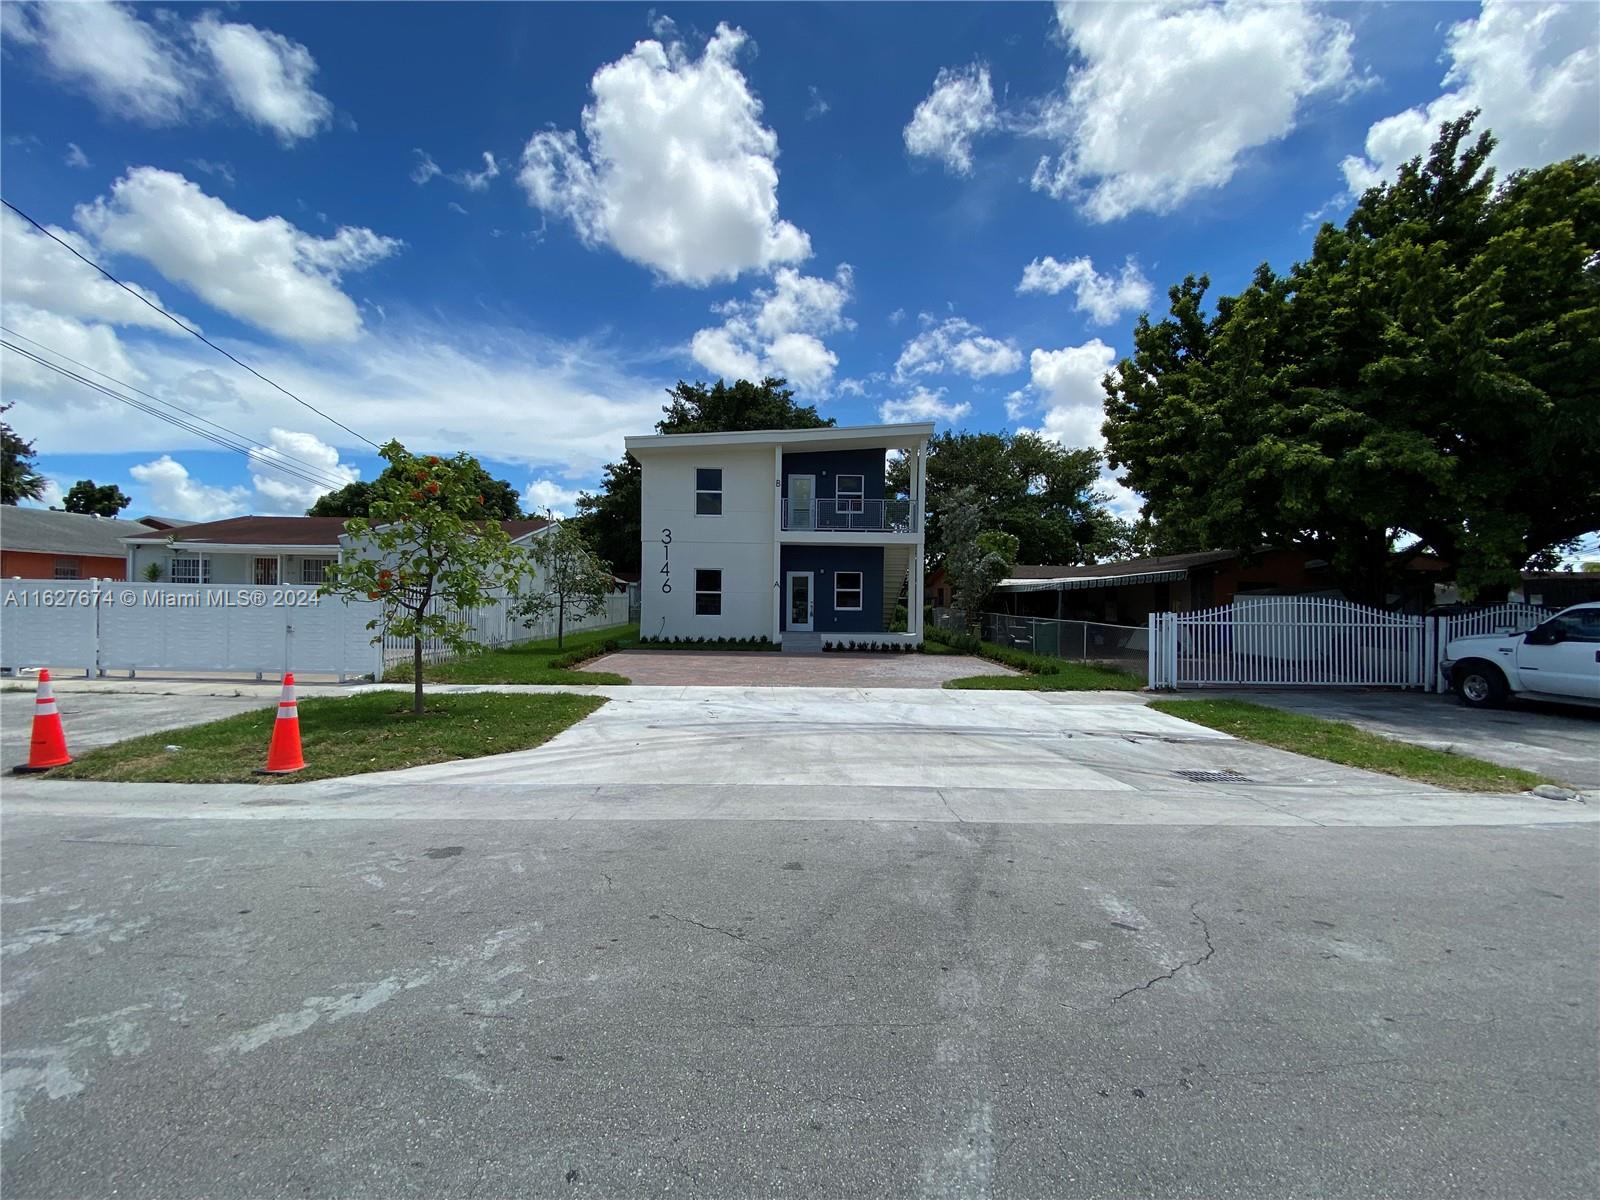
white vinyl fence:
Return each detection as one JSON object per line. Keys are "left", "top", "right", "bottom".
{"left": 1, "top": 580, "right": 632, "bottom": 680}
{"left": 1148, "top": 598, "right": 1555, "bottom": 691}
{"left": 378, "top": 591, "right": 632, "bottom": 670}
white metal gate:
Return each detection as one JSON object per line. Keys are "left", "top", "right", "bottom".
{"left": 1149, "top": 596, "right": 1429, "bottom": 689}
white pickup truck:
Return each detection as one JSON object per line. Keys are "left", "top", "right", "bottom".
{"left": 1442, "top": 602, "right": 1600, "bottom": 708}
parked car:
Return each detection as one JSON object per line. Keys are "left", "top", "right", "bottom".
{"left": 1442, "top": 602, "right": 1600, "bottom": 708}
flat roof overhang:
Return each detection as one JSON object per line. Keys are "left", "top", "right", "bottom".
{"left": 626, "top": 422, "right": 934, "bottom": 455}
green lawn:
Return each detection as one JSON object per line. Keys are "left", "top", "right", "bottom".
{"left": 927, "top": 626, "right": 1145, "bottom": 691}
{"left": 48, "top": 691, "right": 606, "bottom": 784}
{"left": 948, "top": 661, "right": 1147, "bottom": 691}
{"left": 385, "top": 624, "right": 637, "bottom": 685}
{"left": 1149, "top": 698, "right": 1553, "bottom": 793}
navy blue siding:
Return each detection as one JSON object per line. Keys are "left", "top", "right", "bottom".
{"left": 781, "top": 450, "right": 886, "bottom": 502}
{"left": 780, "top": 545, "right": 884, "bottom": 634}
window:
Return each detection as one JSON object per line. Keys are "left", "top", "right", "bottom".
{"left": 835, "top": 570, "right": 863, "bottom": 611}
{"left": 694, "top": 569, "right": 722, "bottom": 616}
{"left": 835, "top": 474, "right": 864, "bottom": 514}
{"left": 53, "top": 559, "right": 80, "bottom": 580}
{"left": 300, "top": 557, "right": 334, "bottom": 584}
{"left": 254, "top": 557, "right": 279, "bottom": 586}
{"left": 168, "top": 556, "right": 209, "bottom": 584}
{"left": 1546, "top": 609, "right": 1600, "bottom": 643}
{"left": 695, "top": 467, "right": 723, "bottom": 516}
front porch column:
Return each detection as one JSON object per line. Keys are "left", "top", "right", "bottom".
{"left": 772, "top": 445, "right": 783, "bottom": 644}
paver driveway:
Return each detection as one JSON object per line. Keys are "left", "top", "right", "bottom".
{"left": 582, "top": 649, "right": 1014, "bottom": 687}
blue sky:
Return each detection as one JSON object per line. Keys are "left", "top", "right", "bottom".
{"left": 2, "top": 1, "right": 1596, "bottom": 538}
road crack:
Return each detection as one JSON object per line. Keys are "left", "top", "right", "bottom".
{"left": 1107, "top": 902, "right": 1215, "bottom": 1006}
{"left": 662, "top": 912, "right": 746, "bottom": 941}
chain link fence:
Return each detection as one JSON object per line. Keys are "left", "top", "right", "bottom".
{"left": 932, "top": 607, "right": 1148, "bottom": 667}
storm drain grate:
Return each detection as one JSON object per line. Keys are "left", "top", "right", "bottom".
{"left": 1174, "top": 769, "right": 1254, "bottom": 784}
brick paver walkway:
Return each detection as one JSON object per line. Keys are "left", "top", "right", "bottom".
{"left": 581, "top": 650, "right": 1014, "bottom": 688}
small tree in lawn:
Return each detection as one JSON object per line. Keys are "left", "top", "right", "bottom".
{"left": 940, "top": 490, "right": 1020, "bottom": 630}
{"left": 320, "top": 441, "right": 531, "bottom": 714}
{"left": 511, "top": 516, "right": 614, "bottom": 648}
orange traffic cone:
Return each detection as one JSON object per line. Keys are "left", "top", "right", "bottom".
{"left": 256, "top": 672, "right": 305, "bottom": 775}
{"left": 13, "top": 669, "right": 72, "bottom": 774}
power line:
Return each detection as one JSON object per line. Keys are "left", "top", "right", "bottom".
{"left": 0, "top": 325, "right": 356, "bottom": 492}
{"left": 1, "top": 196, "right": 381, "bottom": 450}
{"left": 2, "top": 341, "right": 358, "bottom": 496}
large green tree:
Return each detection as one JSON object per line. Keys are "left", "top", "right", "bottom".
{"left": 1103, "top": 114, "right": 1600, "bottom": 603}
{"left": 63, "top": 479, "right": 132, "bottom": 516}
{"left": 890, "top": 430, "right": 1120, "bottom": 567}
{"left": 573, "top": 376, "right": 833, "bottom": 573}
{"left": 1, "top": 404, "right": 46, "bottom": 506}
{"left": 308, "top": 458, "right": 522, "bottom": 520}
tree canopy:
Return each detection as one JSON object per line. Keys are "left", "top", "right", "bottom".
{"left": 1, "top": 405, "right": 46, "bottom": 506}
{"left": 1102, "top": 113, "right": 1599, "bottom": 603}
{"left": 939, "top": 490, "right": 1021, "bottom": 624}
{"left": 308, "top": 458, "right": 522, "bottom": 520}
{"left": 573, "top": 376, "right": 832, "bottom": 574}
{"left": 63, "top": 479, "right": 131, "bottom": 517}
{"left": 890, "top": 430, "right": 1121, "bottom": 568}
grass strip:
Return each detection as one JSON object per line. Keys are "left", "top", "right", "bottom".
{"left": 48, "top": 691, "right": 605, "bottom": 784}
{"left": 928, "top": 626, "right": 1145, "bottom": 691}
{"left": 1148, "top": 698, "right": 1553, "bottom": 793}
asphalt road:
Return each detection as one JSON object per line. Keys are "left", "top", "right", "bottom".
{"left": 2, "top": 810, "right": 1595, "bottom": 1199}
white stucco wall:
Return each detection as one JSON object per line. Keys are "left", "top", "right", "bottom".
{"left": 638, "top": 446, "right": 776, "bottom": 640}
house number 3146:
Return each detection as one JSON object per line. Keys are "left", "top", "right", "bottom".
{"left": 660, "top": 528, "right": 672, "bottom": 593}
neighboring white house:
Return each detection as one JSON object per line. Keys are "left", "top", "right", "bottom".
{"left": 625, "top": 422, "right": 932, "bottom": 647}
{"left": 120, "top": 515, "right": 553, "bottom": 585}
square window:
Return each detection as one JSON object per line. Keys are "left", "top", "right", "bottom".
{"left": 169, "top": 557, "right": 208, "bottom": 584}
{"left": 53, "top": 559, "right": 80, "bottom": 580}
{"left": 695, "top": 568, "right": 722, "bottom": 616}
{"left": 300, "top": 557, "right": 334, "bottom": 584}
{"left": 835, "top": 570, "right": 863, "bottom": 611}
{"left": 836, "top": 474, "right": 865, "bottom": 514}
{"left": 695, "top": 467, "right": 723, "bottom": 516}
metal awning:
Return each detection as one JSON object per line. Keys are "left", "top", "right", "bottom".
{"left": 995, "top": 568, "right": 1190, "bottom": 592}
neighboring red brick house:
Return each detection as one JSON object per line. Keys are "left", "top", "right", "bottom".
{"left": 0, "top": 507, "right": 166, "bottom": 580}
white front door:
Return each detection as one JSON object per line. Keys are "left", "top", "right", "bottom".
{"left": 786, "top": 571, "right": 813, "bottom": 632}
{"left": 787, "top": 475, "right": 815, "bottom": 530}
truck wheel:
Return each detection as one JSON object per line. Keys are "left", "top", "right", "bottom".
{"left": 1454, "top": 661, "right": 1508, "bottom": 709}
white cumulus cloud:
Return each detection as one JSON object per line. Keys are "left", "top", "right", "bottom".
{"left": 1019, "top": 339, "right": 1119, "bottom": 449}
{"left": 879, "top": 387, "right": 970, "bottom": 426}
{"left": 519, "top": 23, "right": 811, "bottom": 286}
{"left": 2, "top": 0, "right": 192, "bottom": 123}
{"left": 1340, "top": 1, "right": 1599, "bottom": 197}
{"left": 2, "top": 206, "right": 182, "bottom": 333}
{"left": 193, "top": 14, "right": 333, "bottom": 144}
{"left": 690, "top": 265, "right": 854, "bottom": 394}
{"left": 1016, "top": 255, "right": 1153, "bottom": 326}
{"left": 247, "top": 427, "right": 360, "bottom": 513}
{"left": 75, "top": 167, "right": 401, "bottom": 344}
{"left": 903, "top": 62, "right": 1000, "bottom": 176}
{"left": 1032, "top": 1, "right": 1356, "bottom": 221}
{"left": 129, "top": 454, "right": 250, "bottom": 521}
{"left": 894, "top": 316, "right": 1022, "bottom": 383}
{"left": 523, "top": 478, "right": 585, "bottom": 518}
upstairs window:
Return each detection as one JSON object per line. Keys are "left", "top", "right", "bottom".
{"left": 835, "top": 474, "right": 864, "bottom": 514}
{"left": 835, "top": 570, "right": 863, "bottom": 611}
{"left": 695, "top": 569, "right": 722, "bottom": 615}
{"left": 169, "top": 557, "right": 209, "bottom": 584}
{"left": 695, "top": 468, "right": 723, "bottom": 516}
{"left": 300, "top": 557, "right": 334, "bottom": 584}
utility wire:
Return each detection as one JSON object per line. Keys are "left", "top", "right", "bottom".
{"left": 2, "top": 342, "right": 357, "bottom": 496}
{"left": 0, "top": 324, "right": 355, "bottom": 492}
{"left": 1, "top": 196, "right": 381, "bottom": 450}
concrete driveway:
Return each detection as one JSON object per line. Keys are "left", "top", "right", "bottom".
{"left": 583, "top": 650, "right": 1013, "bottom": 687}
{"left": 1195, "top": 688, "right": 1600, "bottom": 791}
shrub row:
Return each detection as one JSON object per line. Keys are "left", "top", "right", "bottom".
{"left": 636, "top": 635, "right": 778, "bottom": 651}
{"left": 821, "top": 640, "right": 921, "bottom": 654}
{"left": 925, "top": 625, "right": 1063, "bottom": 675}
{"left": 548, "top": 638, "right": 625, "bottom": 671}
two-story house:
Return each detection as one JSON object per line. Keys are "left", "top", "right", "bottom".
{"left": 626, "top": 422, "right": 932, "bottom": 649}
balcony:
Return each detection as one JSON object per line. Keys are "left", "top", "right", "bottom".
{"left": 781, "top": 497, "right": 918, "bottom": 533}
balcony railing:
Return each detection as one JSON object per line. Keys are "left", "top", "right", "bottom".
{"left": 781, "top": 498, "right": 917, "bottom": 532}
